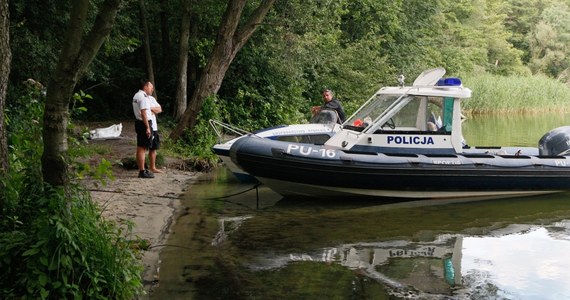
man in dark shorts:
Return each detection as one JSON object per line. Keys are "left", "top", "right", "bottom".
{"left": 132, "top": 79, "right": 155, "bottom": 178}
{"left": 148, "top": 95, "right": 163, "bottom": 174}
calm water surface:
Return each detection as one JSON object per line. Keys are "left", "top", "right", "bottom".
{"left": 462, "top": 112, "right": 570, "bottom": 147}
{"left": 152, "top": 113, "right": 570, "bottom": 300}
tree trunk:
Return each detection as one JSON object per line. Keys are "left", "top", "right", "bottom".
{"left": 0, "top": 0, "right": 11, "bottom": 174}
{"left": 160, "top": 0, "right": 171, "bottom": 67}
{"left": 139, "top": 0, "right": 156, "bottom": 95}
{"left": 169, "top": 0, "right": 276, "bottom": 140}
{"left": 189, "top": 14, "right": 198, "bottom": 94}
{"left": 42, "top": 0, "right": 121, "bottom": 186}
{"left": 174, "top": 0, "right": 192, "bottom": 120}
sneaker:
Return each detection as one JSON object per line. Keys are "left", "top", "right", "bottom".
{"left": 138, "top": 169, "right": 154, "bottom": 178}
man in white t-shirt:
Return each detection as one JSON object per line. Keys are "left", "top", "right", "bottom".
{"left": 148, "top": 95, "right": 163, "bottom": 174}
{"left": 132, "top": 79, "right": 155, "bottom": 178}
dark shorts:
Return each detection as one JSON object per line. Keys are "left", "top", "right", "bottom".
{"left": 149, "top": 131, "right": 160, "bottom": 150}
{"left": 135, "top": 120, "right": 152, "bottom": 148}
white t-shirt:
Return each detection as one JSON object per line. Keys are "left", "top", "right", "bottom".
{"left": 132, "top": 90, "right": 151, "bottom": 121}
{"left": 148, "top": 96, "right": 160, "bottom": 131}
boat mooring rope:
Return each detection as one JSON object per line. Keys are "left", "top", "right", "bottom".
{"left": 203, "top": 182, "right": 262, "bottom": 200}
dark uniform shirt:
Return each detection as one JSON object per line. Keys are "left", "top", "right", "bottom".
{"left": 321, "top": 98, "right": 346, "bottom": 123}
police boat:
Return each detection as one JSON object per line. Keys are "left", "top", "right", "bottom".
{"left": 229, "top": 68, "right": 570, "bottom": 199}
{"left": 211, "top": 110, "right": 341, "bottom": 182}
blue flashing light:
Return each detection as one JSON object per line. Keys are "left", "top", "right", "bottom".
{"left": 437, "top": 77, "right": 462, "bottom": 86}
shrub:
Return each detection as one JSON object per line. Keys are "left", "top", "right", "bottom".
{"left": 1, "top": 85, "right": 144, "bottom": 299}
{"left": 0, "top": 185, "right": 144, "bottom": 299}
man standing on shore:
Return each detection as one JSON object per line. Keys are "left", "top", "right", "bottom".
{"left": 133, "top": 79, "right": 155, "bottom": 178}
{"left": 148, "top": 95, "right": 163, "bottom": 174}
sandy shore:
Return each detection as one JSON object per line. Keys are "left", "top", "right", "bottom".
{"left": 86, "top": 168, "right": 197, "bottom": 286}
{"left": 80, "top": 121, "right": 200, "bottom": 295}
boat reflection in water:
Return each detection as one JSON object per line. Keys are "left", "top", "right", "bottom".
{"left": 210, "top": 190, "right": 570, "bottom": 299}
{"left": 295, "top": 236, "right": 462, "bottom": 297}
{"left": 235, "top": 221, "right": 570, "bottom": 299}
{"left": 242, "top": 234, "right": 462, "bottom": 298}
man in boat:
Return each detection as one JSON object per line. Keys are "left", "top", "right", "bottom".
{"left": 311, "top": 89, "right": 346, "bottom": 124}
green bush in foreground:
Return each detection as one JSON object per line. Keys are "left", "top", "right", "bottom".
{"left": 0, "top": 185, "right": 144, "bottom": 299}
{"left": 1, "top": 86, "right": 143, "bottom": 299}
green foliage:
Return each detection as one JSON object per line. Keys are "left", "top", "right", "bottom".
{"left": 67, "top": 91, "right": 117, "bottom": 186}
{"left": 1, "top": 84, "right": 143, "bottom": 299}
{"left": 468, "top": 0, "right": 526, "bottom": 75}
{"left": 9, "top": 1, "right": 69, "bottom": 85}
{"left": 220, "top": 36, "right": 307, "bottom": 129}
{"left": 503, "top": 0, "right": 546, "bottom": 63}
{"left": 220, "top": 0, "right": 396, "bottom": 126}
{"left": 74, "top": 158, "right": 116, "bottom": 187}
{"left": 504, "top": 0, "right": 570, "bottom": 79}
{"left": 0, "top": 185, "right": 144, "bottom": 299}
{"left": 3, "top": 81, "right": 45, "bottom": 206}
{"left": 70, "top": 90, "right": 92, "bottom": 120}
{"left": 170, "top": 95, "right": 221, "bottom": 167}
{"left": 9, "top": 0, "right": 570, "bottom": 127}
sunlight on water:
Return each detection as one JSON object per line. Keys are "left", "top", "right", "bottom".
{"left": 462, "top": 224, "right": 570, "bottom": 300}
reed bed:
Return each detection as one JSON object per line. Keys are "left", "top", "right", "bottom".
{"left": 461, "top": 73, "right": 570, "bottom": 115}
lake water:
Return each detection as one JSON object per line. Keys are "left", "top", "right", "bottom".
{"left": 151, "top": 113, "right": 570, "bottom": 300}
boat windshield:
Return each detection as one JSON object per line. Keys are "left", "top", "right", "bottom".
{"left": 345, "top": 93, "right": 451, "bottom": 133}
{"left": 345, "top": 93, "right": 402, "bottom": 129}
{"left": 310, "top": 109, "right": 339, "bottom": 125}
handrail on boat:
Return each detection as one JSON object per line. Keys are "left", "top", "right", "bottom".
{"left": 209, "top": 119, "right": 252, "bottom": 142}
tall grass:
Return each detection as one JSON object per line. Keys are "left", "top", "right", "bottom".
{"left": 461, "top": 73, "right": 570, "bottom": 114}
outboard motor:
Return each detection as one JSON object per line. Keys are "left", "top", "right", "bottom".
{"left": 538, "top": 126, "right": 570, "bottom": 156}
